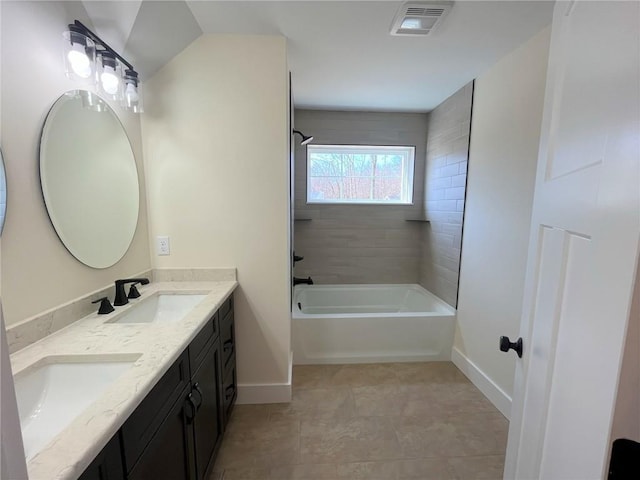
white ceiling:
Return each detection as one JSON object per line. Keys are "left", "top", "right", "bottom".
{"left": 83, "top": 0, "right": 554, "bottom": 112}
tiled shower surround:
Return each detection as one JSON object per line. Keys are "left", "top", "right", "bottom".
{"left": 420, "top": 83, "right": 474, "bottom": 307}
{"left": 293, "top": 110, "right": 428, "bottom": 285}
{"left": 293, "top": 83, "right": 473, "bottom": 306}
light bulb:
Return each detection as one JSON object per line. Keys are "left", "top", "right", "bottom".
{"left": 124, "top": 82, "right": 139, "bottom": 103}
{"left": 100, "top": 66, "right": 119, "bottom": 95}
{"left": 67, "top": 42, "right": 91, "bottom": 78}
{"left": 401, "top": 18, "right": 422, "bottom": 29}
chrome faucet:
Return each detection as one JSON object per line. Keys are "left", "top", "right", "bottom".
{"left": 114, "top": 278, "right": 149, "bottom": 306}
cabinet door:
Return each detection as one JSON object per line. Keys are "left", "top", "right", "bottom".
{"left": 128, "top": 386, "right": 196, "bottom": 480}
{"left": 222, "top": 355, "right": 237, "bottom": 427}
{"left": 79, "top": 435, "right": 124, "bottom": 480}
{"left": 192, "top": 340, "right": 223, "bottom": 480}
{"left": 121, "top": 351, "right": 190, "bottom": 473}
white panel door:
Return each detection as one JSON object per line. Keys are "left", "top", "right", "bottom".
{"left": 1, "top": 303, "right": 28, "bottom": 479}
{"left": 504, "top": 1, "right": 640, "bottom": 479}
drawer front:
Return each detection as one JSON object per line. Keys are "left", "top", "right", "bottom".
{"left": 189, "top": 313, "right": 218, "bottom": 374}
{"left": 222, "top": 356, "right": 237, "bottom": 427}
{"left": 220, "top": 310, "right": 235, "bottom": 368}
{"left": 218, "top": 295, "right": 233, "bottom": 322}
{"left": 121, "top": 350, "right": 190, "bottom": 473}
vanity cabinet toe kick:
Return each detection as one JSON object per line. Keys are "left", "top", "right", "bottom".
{"left": 79, "top": 294, "right": 236, "bottom": 480}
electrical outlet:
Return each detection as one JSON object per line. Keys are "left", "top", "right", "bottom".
{"left": 156, "top": 236, "right": 170, "bottom": 255}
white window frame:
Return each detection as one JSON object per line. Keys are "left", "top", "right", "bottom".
{"left": 306, "top": 144, "right": 415, "bottom": 205}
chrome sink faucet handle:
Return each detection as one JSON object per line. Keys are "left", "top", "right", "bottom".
{"left": 114, "top": 278, "right": 149, "bottom": 306}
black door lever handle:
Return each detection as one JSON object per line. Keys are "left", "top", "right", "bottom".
{"left": 500, "top": 336, "right": 523, "bottom": 358}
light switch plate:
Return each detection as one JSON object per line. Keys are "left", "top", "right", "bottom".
{"left": 156, "top": 236, "right": 170, "bottom": 256}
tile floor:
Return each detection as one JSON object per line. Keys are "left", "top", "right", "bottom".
{"left": 211, "top": 362, "right": 508, "bottom": 480}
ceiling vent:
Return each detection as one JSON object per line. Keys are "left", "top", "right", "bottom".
{"left": 390, "top": 1, "right": 453, "bottom": 36}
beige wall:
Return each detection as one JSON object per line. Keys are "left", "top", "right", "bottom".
{"left": 420, "top": 83, "right": 473, "bottom": 307}
{"left": 454, "top": 27, "right": 551, "bottom": 409}
{"left": 0, "top": 1, "right": 151, "bottom": 326}
{"left": 293, "top": 110, "right": 427, "bottom": 284}
{"left": 142, "top": 35, "right": 290, "bottom": 389}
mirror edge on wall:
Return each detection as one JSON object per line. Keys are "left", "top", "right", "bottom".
{"left": 0, "top": 147, "right": 7, "bottom": 237}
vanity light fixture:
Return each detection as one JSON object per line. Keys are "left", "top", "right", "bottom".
{"left": 293, "top": 129, "right": 314, "bottom": 145}
{"left": 63, "top": 20, "right": 143, "bottom": 113}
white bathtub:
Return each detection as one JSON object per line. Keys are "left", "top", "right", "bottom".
{"left": 292, "top": 284, "right": 456, "bottom": 364}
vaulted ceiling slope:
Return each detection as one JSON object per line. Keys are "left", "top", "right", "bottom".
{"left": 82, "top": 0, "right": 553, "bottom": 112}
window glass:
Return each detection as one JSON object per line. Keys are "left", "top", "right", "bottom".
{"left": 306, "top": 145, "right": 415, "bottom": 204}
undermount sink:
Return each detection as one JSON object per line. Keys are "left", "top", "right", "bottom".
{"left": 14, "top": 356, "right": 138, "bottom": 460}
{"left": 110, "top": 294, "right": 208, "bottom": 324}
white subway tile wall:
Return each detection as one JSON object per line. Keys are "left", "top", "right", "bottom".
{"left": 420, "top": 83, "right": 474, "bottom": 307}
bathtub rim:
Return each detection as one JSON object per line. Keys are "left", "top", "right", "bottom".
{"left": 292, "top": 283, "right": 456, "bottom": 319}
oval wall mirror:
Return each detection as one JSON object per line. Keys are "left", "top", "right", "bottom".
{"left": 40, "top": 90, "right": 139, "bottom": 268}
{"left": 0, "top": 148, "right": 6, "bottom": 235}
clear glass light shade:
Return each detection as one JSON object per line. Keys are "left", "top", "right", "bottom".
{"left": 123, "top": 83, "right": 143, "bottom": 113}
{"left": 122, "top": 72, "right": 144, "bottom": 113}
{"left": 62, "top": 31, "right": 96, "bottom": 84}
{"left": 124, "top": 83, "right": 139, "bottom": 103}
{"left": 97, "top": 53, "right": 122, "bottom": 101}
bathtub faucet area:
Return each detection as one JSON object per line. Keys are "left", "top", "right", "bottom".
{"left": 293, "top": 276, "right": 314, "bottom": 286}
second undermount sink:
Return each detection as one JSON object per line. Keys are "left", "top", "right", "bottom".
{"left": 14, "top": 356, "right": 138, "bottom": 461}
{"left": 110, "top": 293, "right": 208, "bottom": 324}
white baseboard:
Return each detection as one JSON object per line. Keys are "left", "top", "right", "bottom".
{"left": 237, "top": 352, "right": 294, "bottom": 405}
{"left": 451, "top": 346, "right": 512, "bottom": 419}
{"left": 288, "top": 350, "right": 293, "bottom": 385}
{"left": 236, "top": 382, "right": 291, "bottom": 404}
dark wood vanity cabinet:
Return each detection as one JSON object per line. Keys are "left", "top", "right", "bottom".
{"left": 80, "top": 294, "right": 236, "bottom": 480}
{"left": 78, "top": 434, "right": 125, "bottom": 480}
{"left": 127, "top": 384, "right": 195, "bottom": 480}
{"left": 121, "top": 351, "right": 191, "bottom": 474}
{"left": 219, "top": 296, "right": 237, "bottom": 426}
{"left": 121, "top": 350, "right": 194, "bottom": 480}
{"left": 191, "top": 339, "right": 224, "bottom": 479}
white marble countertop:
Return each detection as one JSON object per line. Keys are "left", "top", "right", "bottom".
{"left": 10, "top": 280, "right": 238, "bottom": 480}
